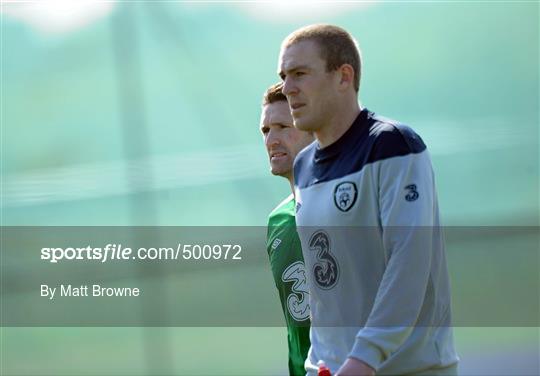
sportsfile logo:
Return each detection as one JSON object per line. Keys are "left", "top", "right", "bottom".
{"left": 40, "top": 243, "right": 243, "bottom": 263}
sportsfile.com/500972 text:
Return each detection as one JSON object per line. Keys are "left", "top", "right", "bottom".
{"left": 40, "top": 244, "right": 243, "bottom": 263}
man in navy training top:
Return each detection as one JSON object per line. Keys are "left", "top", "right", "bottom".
{"left": 277, "top": 24, "right": 459, "bottom": 376}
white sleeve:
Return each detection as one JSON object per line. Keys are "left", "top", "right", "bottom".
{"left": 349, "top": 150, "right": 436, "bottom": 370}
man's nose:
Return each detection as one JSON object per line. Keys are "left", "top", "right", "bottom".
{"left": 266, "top": 129, "right": 280, "bottom": 147}
{"left": 282, "top": 77, "right": 297, "bottom": 96}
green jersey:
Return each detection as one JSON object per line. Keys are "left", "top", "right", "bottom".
{"left": 266, "top": 194, "right": 311, "bottom": 376}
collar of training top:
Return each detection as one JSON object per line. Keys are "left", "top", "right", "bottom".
{"left": 314, "top": 108, "right": 372, "bottom": 162}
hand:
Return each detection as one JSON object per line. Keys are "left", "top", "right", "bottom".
{"left": 335, "top": 357, "right": 375, "bottom": 376}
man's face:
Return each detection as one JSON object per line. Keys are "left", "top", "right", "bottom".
{"left": 260, "top": 100, "right": 313, "bottom": 180}
{"left": 278, "top": 40, "right": 340, "bottom": 132}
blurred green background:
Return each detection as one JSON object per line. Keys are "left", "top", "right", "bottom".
{"left": 1, "top": 1, "right": 538, "bottom": 375}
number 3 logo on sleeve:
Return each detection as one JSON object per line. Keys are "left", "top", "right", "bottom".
{"left": 404, "top": 184, "right": 419, "bottom": 201}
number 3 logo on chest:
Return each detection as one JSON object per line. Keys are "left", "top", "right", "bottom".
{"left": 308, "top": 230, "right": 339, "bottom": 290}
{"left": 282, "top": 261, "right": 310, "bottom": 321}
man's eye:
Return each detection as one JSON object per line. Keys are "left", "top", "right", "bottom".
{"left": 262, "top": 128, "right": 269, "bottom": 134}
{"left": 295, "top": 72, "right": 305, "bottom": 77}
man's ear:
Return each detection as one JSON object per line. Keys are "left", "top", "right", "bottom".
{"left": 338, "top": 64, "right": 355, "bottom": 91}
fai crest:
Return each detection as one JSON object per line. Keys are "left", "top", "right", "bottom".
{"left": 333, "top": 181, "right": 358, "bottom": 212}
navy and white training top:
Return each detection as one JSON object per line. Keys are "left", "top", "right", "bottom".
{"left": 293, "top": 108, "right": 459, "bottom": 375}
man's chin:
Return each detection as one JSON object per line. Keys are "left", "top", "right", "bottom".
{"left": 293, "top": 118, "right": 314, "bottom": 132}
{"left": 271, "top": 168, "right": 292, "bottom": 179}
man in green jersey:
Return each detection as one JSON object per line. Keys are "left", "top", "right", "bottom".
{"left": 260, "top": 82, "right": 314, "bottom": 375}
